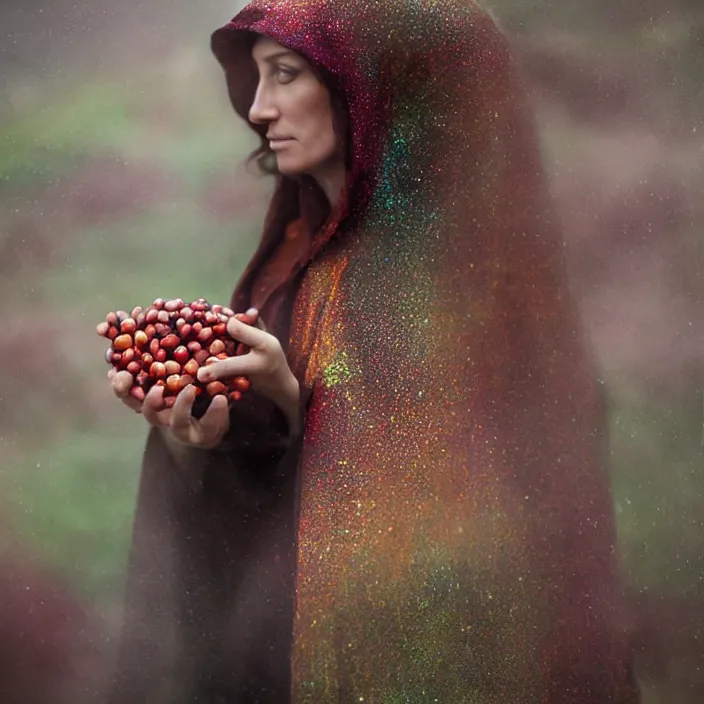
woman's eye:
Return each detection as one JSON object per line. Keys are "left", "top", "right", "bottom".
{"left": 275, "top": 67, "right": 298, "bottom": 84}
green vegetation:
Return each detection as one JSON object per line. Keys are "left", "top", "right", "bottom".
{"left": 1, "top": 1, "right": 702, "bottom": 700}
{"left": 0, "top": 64, "right": 266, "bottom": 601}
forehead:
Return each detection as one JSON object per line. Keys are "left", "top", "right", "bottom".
{"left": 252, "top": 35, "right": 297, "bottom": 61}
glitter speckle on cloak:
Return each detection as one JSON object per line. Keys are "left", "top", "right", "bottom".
{"left": 212, "top": 1, "right": 639, "bottom": 701}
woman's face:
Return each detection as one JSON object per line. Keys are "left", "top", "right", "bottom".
{"left": 249, "top": 36, "right": 340, "bottom": 176}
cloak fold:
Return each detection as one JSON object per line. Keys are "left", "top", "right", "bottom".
{"left": 107, "top": 331, "right": 299, "bottom": 703}
{"left": 109, "top": 1, "right": 640, "bottom": 702}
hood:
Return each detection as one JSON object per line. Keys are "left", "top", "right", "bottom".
{"left": 211, "top": 0, "right": 526, "bottom": 258}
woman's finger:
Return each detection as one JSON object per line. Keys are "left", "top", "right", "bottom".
{"left": 243, "top": 308, "right": 270, "bottom": 334}
{"left": 169, "top": 385, "right": 197, "bottom": 440}
{"left": 110, "top": 370, "right": 143, "bottom": 412}
{"left": 196, "top": 394, "right": 230, "bottom": 447}
{"left": 226, "top": 316, "right": 269, "bottom": 350}
{"left": 111, "top": 370, "right": 134, "bottom": 397}
{"left": 142, "top": 385, "right": 170, "bottom": 427}
{"left": 196, "top": 355, "right": 251, "bottom": 384}
{"left": 120, "top": 395, "right": 143, "bottom": 413}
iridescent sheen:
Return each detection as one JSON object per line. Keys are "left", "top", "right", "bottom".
{"left": 213, "top": 1, "right": 638, "bottom": 701}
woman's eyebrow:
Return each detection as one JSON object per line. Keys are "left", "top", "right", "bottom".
{"left": 258, "top": 50, "right": 298, "bottom": 64}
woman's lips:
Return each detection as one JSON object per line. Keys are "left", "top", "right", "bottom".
{"left": 269, "top": 138, "right": 295, "bottom": 151}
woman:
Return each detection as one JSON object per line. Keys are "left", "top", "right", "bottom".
{"left": 107, "top": 0, "right": 639, "bottom": 702}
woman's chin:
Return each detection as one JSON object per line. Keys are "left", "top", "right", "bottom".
{"left": 275, "top": 154, "right": 315, "bottom": 177}
{"left": 275, "top": 160, "right": 304, "bottom": 176}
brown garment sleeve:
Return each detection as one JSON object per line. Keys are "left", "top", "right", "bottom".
{"left": 108, "top": 196, "right": 311, "bottom": 700}
{"left": 106, "top": 394, "right": 298, "bottom": 703}
{"left": 161, "top": 391, "right": 294, "bottom": 479}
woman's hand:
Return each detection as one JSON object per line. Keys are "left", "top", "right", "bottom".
{"left": 108, "top": 368, "right": 231, "bottom": 450}
{"left": 107, "top": 307, "right": 299, "bottom": 446}
{"left": 196, "top": 313, "right": 300, "bottom": 433}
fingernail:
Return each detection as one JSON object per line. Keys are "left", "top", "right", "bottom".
{"left": 198, "top": 369, "right": 210, "bottom": 382}
{"left": 246, "top": 307, "right": 258, "bottom": 316}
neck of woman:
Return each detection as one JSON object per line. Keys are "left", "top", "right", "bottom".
{"left": 311, "top": 159, "right": 347, "bottom": 208}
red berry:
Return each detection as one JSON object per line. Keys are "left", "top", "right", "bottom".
{"left": 232, "top": 376, "right": 251, "bottom": 392}
{"left": 149, "top": 362, "right": 167, "bottom": 378}
{"left": 120, "top": 317, "right": 137, "bottom": 334}
{"left": 197, "top": 327, "right": 213, "bottom": 343}
{"left": 113, "top": 334, "right": 133, "bottom": 351}
{"left": 173, "top": 346, "right": 189, "bottom": 364}
{"left": 160, "top": 333, "right": 180, "bottom": 350}
{"left": 134, "top": 330, "right": 149, "bottom": 348}
{"left": 209, "top": 339, "right": 225, "bottom": 355}
{"left": 183, "top": 359, "right": 199, "bottom": 377}
{"left": 165, "top": 360, "right": 181, "bottom": 376}
{"left": 206, "top": 380, "right": 228, "bottom": 397}
{"left": 166, "top": 374, "right": 181, "bottom": 393}
{"left": 130, "top": 387, "right": 146, "bottom": 402}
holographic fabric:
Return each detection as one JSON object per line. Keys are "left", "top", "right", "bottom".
{"left": 213, "top": 1, "right": 639, "bottom": 701}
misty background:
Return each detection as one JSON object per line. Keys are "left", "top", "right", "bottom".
{"left": 1, "top": 1, "right": 702, "bottom": 702}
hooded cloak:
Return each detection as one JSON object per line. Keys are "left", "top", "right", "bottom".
{"left": 107, "top": 1, "right": 639, "bottom": 702}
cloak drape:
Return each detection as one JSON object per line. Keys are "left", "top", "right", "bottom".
{"left": 108, "top": 1, "right": 639, "bottom": 701}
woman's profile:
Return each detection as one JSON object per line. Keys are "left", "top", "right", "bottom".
{"left": 106, "top": 1, "right": 639, "bottom": 702}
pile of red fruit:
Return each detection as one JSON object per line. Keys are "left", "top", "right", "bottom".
{"left": 97, "top": 297, "right": 253, "bottom": 409}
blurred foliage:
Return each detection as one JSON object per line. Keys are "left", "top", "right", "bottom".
{"left": 0, "top": 0, "right": 702, "bottom": 701}
{"left": 0, "top": 44, "right": 267, "bottom": 601}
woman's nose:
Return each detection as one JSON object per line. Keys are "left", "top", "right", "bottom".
{"left": 249, "top": 85, "right": 279, "bottom": 124}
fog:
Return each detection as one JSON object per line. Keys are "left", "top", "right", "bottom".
{"left": 1, "top": 1, "right": 702, "bottom": 701}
